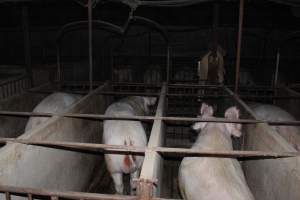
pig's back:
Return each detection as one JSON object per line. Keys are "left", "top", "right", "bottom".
{"left": 179, "top": 125, "right": 254, "bottom": 200}
{"left": 103, "top": 101, "right": 147, "bottom": 146}
{"left": 25, "top": 92, "right": 81, "bottom": 131}
{"left": 179, "top": 157, "right": 254, "bottom": 200}
{"left": 251, "top": 104, "right": 295, "bottom": 121}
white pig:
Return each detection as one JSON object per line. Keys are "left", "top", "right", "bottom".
{"left": 250, "top": 103, "right": 300, "bottom": 151}
{"left": 178, "top": 103, "right": 254, "bottom": 200}
{"left": 25, "top": 92, "right": 82, "bottom": 131}
{"left": 103, "top": 96, "right": 157, "bottom": 194}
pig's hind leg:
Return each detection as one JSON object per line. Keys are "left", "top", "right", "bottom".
{"left": 111, "top": 172, "right": 124, "bottom": 194}
{"left": 130, "top": 170, "right": 139, "bottom": 195}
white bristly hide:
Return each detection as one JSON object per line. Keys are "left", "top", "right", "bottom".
{"left": 178, "top": 103, "right": 254, "bottom": 200}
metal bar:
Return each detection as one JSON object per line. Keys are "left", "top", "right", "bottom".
{"left": 167, "top": 46, "right": 171, "bottom": 83}
{"left": 88, "top": 0, "right": 93, "bottom": 92}
{"left": 28, "top": 193, "right": 33, "bottom": 200}
{"left": 283, "top": 86, "right": 300, "bottom": 97}
{"left": 110, "top": 45, "right": 114, "bottom": 81}
{"left": 234, "top": 0, "right": 245, "bottom": 93}
{"left": 274, "top": 48, "right": 280, "bottom": 88}
{"left": 22, "top": 6, "right": 32, "bottom": 87}
{"left": 224, "top": 86, "right": 257, "bottom": 119}
{"left": 1, "top": 110, "right": 300, "bottom": 126}
{"left": 138, "top": 83, "right": 167, "bottom": 199}
{"left": 0, "top": 138, "right": 297, "bottom": 159}
{"left": 0, "top": 185, "right": 137, "bottom": 200}
{"left": 0, "top": 75, "right": 27, "bottom": 87}
{"left": 5, "top": 192, "right": 10, "bottom": 200}
{"left": 148, "top": 31, "right": 152, "bottom": 60}
{"left": 56, "top": 45, "right": 62, "bottom": 87}
{"left": 212, "top": 3, "right": 219, "bottom": 56}
{"left": 27, "top": 88, "right": 300, "bottom": 100}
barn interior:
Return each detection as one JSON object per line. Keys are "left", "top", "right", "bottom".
{"left": 0, "top": 0, "right": 300, "bottom": 200}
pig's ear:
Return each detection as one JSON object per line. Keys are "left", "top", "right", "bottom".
{"left": 192, "top": 122, "right": 206, "bottom": 131}
{"left": 200, "top": 103, "right": 214, "bottom": 116}
{"left": 224, "top": 106, "right": 242, "bottom": 137}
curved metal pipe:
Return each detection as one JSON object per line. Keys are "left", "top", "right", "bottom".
{"left": 56, "top": 20, "right": 123, "bottom": 43}
{"left": 129, "top": 16, "right": 169, "bottom": 44}
{"left": 55, "top": 15, "right": 169, "bottom": 83}
{"left": 56, "top": 20, "right": 123, "bottom": 85}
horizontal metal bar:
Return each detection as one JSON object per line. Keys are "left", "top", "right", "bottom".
{"left": 0, "top": 184, "right": 179, "bottom": 200}
{"left": 0, "top": 74, "right": 28, "bottom": 87}
{"left": 60, "top": 81, "right": 162, "bottom": 88}
{"left": 26, "top": 89, "right": 300, "bottom": 100}
{"left": 0, "top": 184, "right": 137, "bottom": 200}
{"left": 1, "top": 110, "right": 300, "bottom": 126}
{"left": 0, "top": 138, "right": 297, "bottom": 159}
{"left": 51, "top": 81, "right": 287, "bottom": 91}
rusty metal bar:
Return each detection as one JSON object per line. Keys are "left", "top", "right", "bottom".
{"left": 88, "top": 0, "right": 93, "bottom": 92}
{"left": 234, "top": 0, "right": 245, "bottom": 93}
{"left": 0, "top": 138, "right": 297, "bottom": 159}
{"left": 224, "top": 86, "right": 257, "bottom": 119}
{"left": 138, "top": 83, "right": 167, "bottom": 199}
{"left": 0, "top": 185, "right": 137, "bottom": 200}
{"left": 1, "top": 110, "right": 300, "bottom": 126}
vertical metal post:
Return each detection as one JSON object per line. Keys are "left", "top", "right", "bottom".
{"left": 212, "top": 3, "right": 219, "bottom": 56}
{"left": 167, "top": 46, "right": 171, "bottom": 83}
{"left": 110, "top": 45, "right": 114, "bottom": 81}
{"left": 22, "top": 6, "right": 32, "bottom": 87}
{"left": 28, "top": 194, "right": 33, "bottom": 200}
{"left": 273, "top": 48, "right": 280, "bottom": 104}
{"left": 234, "top": 0, "right": 245, "bottom": 93}
{"left": 148, "top": 31, "right": 152, "bottom": 62}
{"left": 56, "top": 45, "right": 62, "bottom": 88}
{"left": 274, "top": 48, "right": 280, "bottom": 87}
{"left": 88, "top": 0, "right": 93, "bottom": 92}
{"left": 5, "top": 192, "right": 10, "bottom": 200}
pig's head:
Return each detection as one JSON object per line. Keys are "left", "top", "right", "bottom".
{"left": 192, "top": 103, "right": 214, "bottom": 131}
{"left": 224, "top": 106, "right": 242, "bottom": 137}
{"left": 142, "top": 97, "right": 157, "bottom": 114}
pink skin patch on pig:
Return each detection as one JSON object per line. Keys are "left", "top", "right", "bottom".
{"left": 123, "top": 155, "right": 131, "bottom": 169}
{"left": 123, "top": 140, "right": 136, "bottom": 173}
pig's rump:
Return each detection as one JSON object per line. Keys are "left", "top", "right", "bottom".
{"left": 250, "top": 104, "right": 300, "bottom": 150}
{"left": 103, "top": 120, "right": 146, "bottom": 174}
{"left": 179, "top": 157, "right": 253, "bottom": 200}
{"left": 25, "top": 92, "right": 81, "bottom": 131}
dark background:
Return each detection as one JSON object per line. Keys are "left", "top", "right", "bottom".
{"left": 0, "top": 0, "right": 299, "bottom": 85}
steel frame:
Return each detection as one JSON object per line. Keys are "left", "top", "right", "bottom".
{"left": 0, "top": 81, "right": 300, "bottom": 200}
{"left": 1, "top": 0, "right": 300, "bottom": 199}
